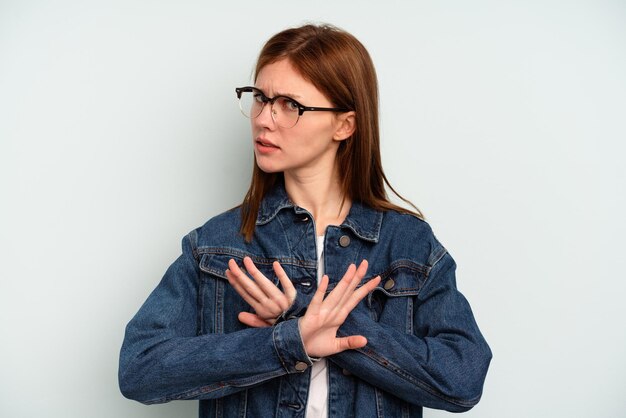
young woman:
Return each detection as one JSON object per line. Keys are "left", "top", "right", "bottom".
{"left": 119, "top": 24, "right": 492, "bottom": 418}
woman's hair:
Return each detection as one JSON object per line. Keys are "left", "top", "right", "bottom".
{"left": 240, "top": 23, "right": 423, "bottom": 241}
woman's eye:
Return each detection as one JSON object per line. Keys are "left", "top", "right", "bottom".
{"left": 253, "top": 93, "right": 265, "bottom": 103}
{"left": 281, "top": 99, "right": 299, "bottom": 112}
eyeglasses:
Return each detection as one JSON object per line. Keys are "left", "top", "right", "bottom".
{"left": 235, "top": 86, "right": 350, "bottom": 128}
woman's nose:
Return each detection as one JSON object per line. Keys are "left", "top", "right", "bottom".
{"left": 253, "top": 102, "right": 276, "bottom": 129}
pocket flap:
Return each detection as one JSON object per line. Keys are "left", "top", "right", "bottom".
{"left": 374, "top": 261, "right": 429, "bottom": 297}
{"left": 199, "top": 252, "right": 278, "bottom": 284}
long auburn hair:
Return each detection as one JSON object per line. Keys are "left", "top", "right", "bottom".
{"left": 240, "top": 23, "right": 423, "bottom": 242}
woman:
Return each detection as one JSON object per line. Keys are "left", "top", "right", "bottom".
{"left": 119, "top": 24, "right": 491, "bottom": 418}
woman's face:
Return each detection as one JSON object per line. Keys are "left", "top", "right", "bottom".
{"left": 251, "top": 59, "right": 350, "bottom": 177}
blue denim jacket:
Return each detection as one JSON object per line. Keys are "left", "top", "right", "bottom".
{"left": 119, "top": 184, "right": 492, "bottom": 417}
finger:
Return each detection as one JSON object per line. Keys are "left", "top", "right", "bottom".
{"left": 307, "top": 275, "right": 329, "bottom": 315}
{"left": 342, "top": 275, "right": 382, "bottom": 315}
{"left": 227, "top": 269, "right": 276, "bottom": 315}
{"left": 355, "top": 259, "right": 369, "bottom": 280}
{"left": 238, "top": 312, "right": 273, "bottom": 328}
{"left": 273, "top": 261, "right": 297, "bottom": 304}
{"left": 335, "top": 335, "right": 368, "bottom": 353}
{"left": 337, "top": 260, "right": 370, "bottom": 307}
{"left": 243, "top": 257, "right": 288, "bottom": 306}
{"left": 226, "top": 269, "right": 259, "bottom": 308}
{"left": 228, "top": 259, "right": 272, "bottom": 305}
{"left": 323, "top": 263, "right": 357, "bottom": 307}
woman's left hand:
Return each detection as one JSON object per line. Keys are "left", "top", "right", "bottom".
{"left": 226, "top": 257, "right": 297, "bottom": 327}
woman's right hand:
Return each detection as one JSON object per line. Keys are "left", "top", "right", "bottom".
{"left": 226, "top": 257, "right": 297, "bottom": 327}
{"left": 299, "top": 260, "right": 380, "bottom": 358}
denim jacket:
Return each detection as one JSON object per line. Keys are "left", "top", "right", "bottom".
{"left": 119, "top": 184, "right": 492, "bottom": 417}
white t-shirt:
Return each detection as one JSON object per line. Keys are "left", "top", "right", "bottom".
{"left": 305, "top": 235, "right": 328, "bottom": 418}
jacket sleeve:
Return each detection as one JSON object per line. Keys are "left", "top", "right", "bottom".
{"left": 118, "top": 232, "right": 313, "bottom": 404}
{"left": 330, "top": 250, "right": 492, "bottom": 412}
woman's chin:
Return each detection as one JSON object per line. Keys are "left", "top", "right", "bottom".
{"left": 255, "top": 160, "right": 283, "bottom": 174}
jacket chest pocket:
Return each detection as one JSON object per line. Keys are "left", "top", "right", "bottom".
{"left": 197, "top": 252, "right": 278, "bottom": 335}
{"left": 367, "top": 263, "right": 428, "bottom": 334}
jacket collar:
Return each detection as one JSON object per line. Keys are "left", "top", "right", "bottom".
{"left": 256, "top": 182, "right": 383, "bottom": 243}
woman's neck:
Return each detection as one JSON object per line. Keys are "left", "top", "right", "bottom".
{"left": 284, "top": 166, "right": 351, "bottom": 236}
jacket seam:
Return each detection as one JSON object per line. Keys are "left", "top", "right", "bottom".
{"left": 353, "top": 346, "right": 481, "bottom": 409}
{"left": 197, "top": 247, "right": 316, "bottom": 270}
{"left": 426, "top": 245, "right": 448, "bottom": 274}
{"left": 140, "top": 370, "right": 286, "bottom": 404}
{"left": 272, "top": 325, "right": 289, "bottom": 373}
{"left": 187, "top": 229, "right": 200, "bottom": 262}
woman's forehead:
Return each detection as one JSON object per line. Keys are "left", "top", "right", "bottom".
{"left": 255, "top": 60, "right": 326, "bottom": 102}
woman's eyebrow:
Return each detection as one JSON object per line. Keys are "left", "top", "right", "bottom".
{"left": 255, "top": 87, "right": 302, "bottom": 100}
{"left": 275, "top": 92, "right": 302, "bottom": 99}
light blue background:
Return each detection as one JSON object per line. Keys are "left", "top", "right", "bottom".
{"left": 1, "top": 1, "right": 625, "bottom": 417}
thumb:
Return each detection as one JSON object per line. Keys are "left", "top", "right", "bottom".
{"left": 238, "top": 312, "right": 273, "bottom": 328}
{"left": 335, "top": 335, "right": 368, "bottom": 353}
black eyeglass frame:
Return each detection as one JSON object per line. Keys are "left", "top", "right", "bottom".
{"left": 235, "top": 86, "right": 351, "bottom": 117}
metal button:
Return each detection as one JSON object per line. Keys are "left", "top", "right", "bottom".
{"left": 342, "top": 368, "right": 352, "bottom": 376}
{"left": 383, "top": 278, "right": 395, "bottom": 290}
{"left": 294, "top": 361, "right": 308, "bottom": 372}
{"left": 338, "top": 235, "right": 351, "bottom": 247}
{"left": 294, "top": 214, "right": 310, "bottom": 223}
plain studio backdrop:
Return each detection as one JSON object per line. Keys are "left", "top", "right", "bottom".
{"left": 1, "top": 1, "right": 625, "bottom": 417}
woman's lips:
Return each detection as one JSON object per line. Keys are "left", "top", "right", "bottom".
{"left": 255, "top": 139, "right": 280, "bottom": 153}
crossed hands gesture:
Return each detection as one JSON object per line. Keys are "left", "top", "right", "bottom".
{"left": 226, "top": 257, "right": 380, "bottom": 358}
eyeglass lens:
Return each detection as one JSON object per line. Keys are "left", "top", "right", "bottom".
{"left": 238, "top": 90, "right": 300, "bottom": 128}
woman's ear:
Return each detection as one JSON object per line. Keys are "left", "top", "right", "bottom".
{"left": 333, "top": 111, "right": 356, "bottom": 141}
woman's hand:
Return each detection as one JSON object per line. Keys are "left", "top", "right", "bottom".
{"left": 226, "top": 257, "right": 297, "bottom": 327}
{"left": 299, "top": 260, "right": 380, "bottom": 358}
